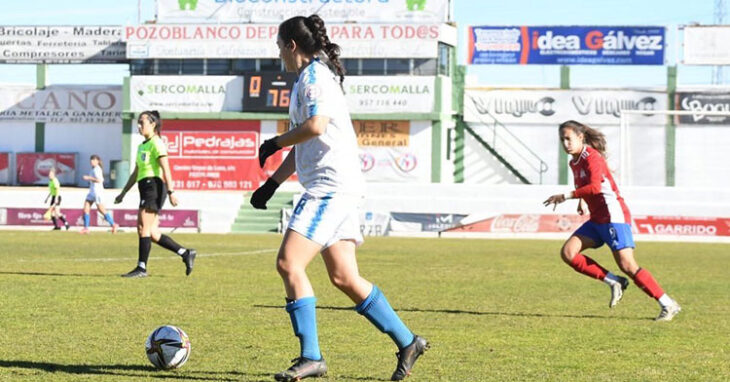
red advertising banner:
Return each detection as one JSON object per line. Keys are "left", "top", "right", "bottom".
{"left": 448, "top": 214, "right": 730, "bottom": 237}
{"left": 633, "top": 216, "right": 730, "bottom": 236}
{"left": 161, "top": 120, "right": 264, "bottom": 190}
{"left": 447, "top": 214, "right": 589, "bottom": 234}
{"left": 1, "top": 208, "right": 198, "bottom": 228}
{"left": 0, "top": 152, "right": 9, "bottom": 184}
{"left": 16, "top": 153, "right": 76, "bottom": 185}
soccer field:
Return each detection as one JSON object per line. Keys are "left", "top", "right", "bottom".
{"left": 0, "top": 231, "right": 728, "bottom": 381}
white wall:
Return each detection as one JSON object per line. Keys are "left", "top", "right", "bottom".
{"left": 45, "top": 122, "right": 122, "bottom": 186}
{"left": 463, "top": 122, "right": 667, "bottom": 187}
{"left": 0, "top": 122, "right": 35, "bottom": 184}
{"left": 463, "top": 123, "right": 558, "bottom": 185}
{"left": 675, "top": 125, "right": 730, "bottom": 188}
{"left": 0, "top": 122, "right": 35, "bottom": 153}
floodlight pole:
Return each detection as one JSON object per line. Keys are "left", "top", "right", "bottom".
{"left": 558, "top": 66, "right": 570, "bottom": 185}
{"left": 666, "top": 65, "right": 677, "bottom": 187}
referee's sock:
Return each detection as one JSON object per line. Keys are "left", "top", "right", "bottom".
{"left": 138, "top": 237, "right": 151, "bottom": 270}
{"left": 156, "top": 234, "right": 186, "bottom": 256}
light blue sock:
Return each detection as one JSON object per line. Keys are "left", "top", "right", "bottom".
{"left": 104, "top": 212, "right": 114, "bottom": 225}
{"left": 83, "top": 213, "right": 90, "bottom": 228}
{"left": 355, "top": 285, "right": 414, "bottom": 350}
{"left": 286, "top": 297, "right": 321, "bottom": 361}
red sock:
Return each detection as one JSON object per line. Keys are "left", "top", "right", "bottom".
{"left": 570, "top": 254, "right": 608, "bottom": 280}
{"left": 633, "top": 268, "right": 664, "bottom": 299}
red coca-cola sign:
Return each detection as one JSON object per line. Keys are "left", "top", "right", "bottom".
{"left": 0, "top": 152, "right": 9, "bottom": 184}
{"left": 16, "top": 153, "right": 76, "bottom": 185}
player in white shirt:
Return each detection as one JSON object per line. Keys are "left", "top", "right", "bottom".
{"left": 80, "top": 154, "right": 117, "bottom": 234}
{"left": 252, "top": 14, "right": 428, "bottom": 382}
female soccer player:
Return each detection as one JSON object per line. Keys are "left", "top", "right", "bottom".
{"left": 44, "top": 168, "right": 69, "bottom": 230}
{"left": 252, "top": 15, "right": 428, "bottom": 381}
{"left": 544, "top": 120, "right": 681, "bottom": 321}
{"left": 114, "top": 111, "right": 196, "bottom": 278}
{"left": 80, "top": 154, "right": 118, "bottom": 234}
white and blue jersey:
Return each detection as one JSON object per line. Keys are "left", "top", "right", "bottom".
{"left": 288, "top": 58, "right": 364, "bottom": 198}
{"left": 85, "top": 165, "right": 104, "bottom": 204}
{"left": 286, "top": 57, "right": 364, "bottom": 248}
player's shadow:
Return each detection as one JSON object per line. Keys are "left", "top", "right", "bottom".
{"left": 253, "top": 304, "right": 649, "bottom": 321}
{"left": 0, "top": 360, "right": 251, "bottom": 381}
{"left": 0, "top": 271, "right": 110, "bottom": 277}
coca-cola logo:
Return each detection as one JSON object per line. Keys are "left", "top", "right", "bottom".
{"left": 491, "top": 214, "right": 540, "bottom": 233}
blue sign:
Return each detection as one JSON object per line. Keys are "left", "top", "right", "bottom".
{"left": 468, "top": 26, "right": 665, "bottom": 65}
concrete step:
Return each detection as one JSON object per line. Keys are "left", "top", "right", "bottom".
{"left": 230, "top": 222, "right": 279, "bottom": 232}
{"left": 234, "top": 216, "right": 279, "bottom": 224}
{"left": 231, "top": 191, "right": 296, "bottom": 233}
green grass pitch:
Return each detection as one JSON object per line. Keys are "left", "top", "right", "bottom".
{"left": 0, "top": 231, "right": 728, "bottom": 381}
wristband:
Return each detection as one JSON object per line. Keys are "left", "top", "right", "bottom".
{"left": 563, "top": 192, "right": 573, "bottom": 200}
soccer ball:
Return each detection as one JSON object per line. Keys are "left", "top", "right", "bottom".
{"left": 145, "top": 325, "right": 191, "bottom": 370}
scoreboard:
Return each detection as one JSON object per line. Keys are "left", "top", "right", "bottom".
{"left": 242, "top": 72, "right": 297, "bottom": 112}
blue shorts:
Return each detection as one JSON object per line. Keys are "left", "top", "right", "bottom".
{"left": 573, "top": 221, "right": 635, "bottom": 252}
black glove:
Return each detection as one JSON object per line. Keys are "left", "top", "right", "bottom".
{"left": 250, "top": 178, "right": 280, "bottom": 210}
{"left": 258, "top": 137, "right": 282, "bottom": 168}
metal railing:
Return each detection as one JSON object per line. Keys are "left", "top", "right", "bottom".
{"left": 464, "top": 94, "right": 549, "bottom": 184}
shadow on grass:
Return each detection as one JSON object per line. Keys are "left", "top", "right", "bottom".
{"left": 0, "top": 271, "right": 111, "bottom": 277}
{"left": 253, "top": 304, "right": 649, "bottom": 321}
{"left": 0, "top": 360, "right": 269, "bottom": 381}
{"left": 332, "top": 375, "right": 390, "bottom": 381}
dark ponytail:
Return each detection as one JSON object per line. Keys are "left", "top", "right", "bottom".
{"left": 279, "top": 14, "right": 346, "bottom": 86}
{"left": 140, "top": 110, "right": 162, "bottom": 136}
{"left": 90, "top": 154, "right": 103, "bottom": 171}
{"left": 559, "top": 120, "right": 607, "bottom": 157}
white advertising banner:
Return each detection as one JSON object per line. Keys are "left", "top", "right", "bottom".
{"left": 157, "top": 0, "right": 449, "bottom": 24}
{"left": 346, "top": 76, "right": 435, "bottom": 114}
{"left": 124, "top": 24, "right": 444, "bottom": 59}
{"left": 0, "top": 85, "right": 122, "bottom": 124}
{"left": 683, "top": 26, "right": 730, "bottom": 65}
{"left": 463, "top": 89, "right": 667, "bottom": 125}
{"left": 357, "top": 120, "right": 431, "bottom": 183}
{"left": 0, "top": 26, "right": 126, "bottom": 64}
{"left": 130, "top": 76, "right": 244, "bottom": 112}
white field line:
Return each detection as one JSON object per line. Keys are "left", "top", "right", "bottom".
{"left": 11, "top": 248, "right": 278, "bottom": 263}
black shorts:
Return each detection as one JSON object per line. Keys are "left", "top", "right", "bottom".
{"left": 50, "top": 195, "right": 62, "bottom": 207}
{"left": 137, "top": 177, "right": 166, "bottom": 212}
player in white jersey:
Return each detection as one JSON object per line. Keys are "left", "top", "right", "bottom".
{"left": 80, "top": 154, "right": 117, "bottom": 234}
{"left": 252, "top": 14, "right": 428, "bottom": 382}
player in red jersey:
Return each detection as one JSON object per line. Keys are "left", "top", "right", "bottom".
{"left": 544, "top": 120, "right": 681, "bottom": 321}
